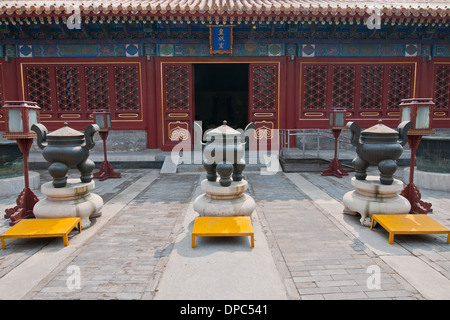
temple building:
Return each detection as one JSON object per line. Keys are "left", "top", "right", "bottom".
{"left": 0, "top": 1, "right": 449, "bottom": 151}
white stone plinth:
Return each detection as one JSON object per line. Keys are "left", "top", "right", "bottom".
{"left": 343, "top": 176, "right": 411, "bottom": 227}
{"left": 403, "top": 167, "right": 450, "bottom": 192}
{"left": 33, "top": 179, "right": 103, "bottom": 228}
{"left": 193, "top": 179, "right": 255, "bottom": 217}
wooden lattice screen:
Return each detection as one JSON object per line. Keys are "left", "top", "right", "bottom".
{"left": 249, "top": 63, "right": 279, "bottom": 143}
{"left": 161, "top": 63, "right": 194, "bottom": 146}
{"left": 300, "top": 63, "right": 415, "bottom": 122}
{"left": 434, "top": 65, "right": 450, "bottom": 111}
{"left": 0, "top": 64, "right": 4, "bottom": 124}
{"left": 22, "top": 62, "right": 142, "bottom": 128}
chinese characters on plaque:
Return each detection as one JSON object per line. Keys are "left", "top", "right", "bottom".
{"left": 209, "top": 25, "right": 233, "bottom": 55}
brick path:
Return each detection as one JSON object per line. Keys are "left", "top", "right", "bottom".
{"left": 1, "top": 167, "right": 449, "bottom": 300}
{"left": 22, "top": 172, "right": 199, "bottom": 299}
{"left": 247, "top": 172, "right": 422, "bottom": 300}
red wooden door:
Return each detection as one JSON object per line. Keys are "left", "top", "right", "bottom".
{"left": 161, "top": 63, "right": 195, "bottom": 149}
{"left": 248, "top": 63, "right": 279, "bottom": 149}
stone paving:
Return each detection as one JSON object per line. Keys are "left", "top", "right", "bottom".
{"left": 249, "top": 172, "right": 421, "bottom": 300}
{"left": 0, "top": 166, "right": 449, "bottom": 300}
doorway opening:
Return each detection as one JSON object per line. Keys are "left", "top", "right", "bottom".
{"left": 194, "top": 63, "right": 249, "bottom": 134}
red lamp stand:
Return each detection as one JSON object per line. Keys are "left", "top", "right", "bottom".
{"left": 398, "top": 98, "right": 435, "bottom": 214}
{"left": 321, "top": 128, "right": 349, "bottom": 178}
{"left": 400, "top": 134, "right": 432, "bottom": 214}
{"left": 93, "top": 130, "right": 121, "bottom": 181}
{"left": 4, "top": 137, "right": 39, "bottom": 225}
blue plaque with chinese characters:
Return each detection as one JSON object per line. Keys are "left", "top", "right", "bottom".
{"left": 209, "top": 25, "right": 233, "bottom": 55}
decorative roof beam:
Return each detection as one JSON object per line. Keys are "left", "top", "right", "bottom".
{"left": 349, "top": 23, "right": 358, "bottom": 38}
{"left": 18, "top": 23, "right": 31, "bottom": 39}
{"left": 422, "top": 25, "right": 436, "bottom": 39}
{"left": 6, "top": 24, "right": 17, "bottom": 39}
{"left": 408, "top": 25, "right": 417, "bottom": 37}
{"left": 39, "top": 23, "right": 52, "bottom": 39}
{"left": 101, "top": 23, "right": 111, "bottom": 39}
{"left": 309, "top": 23, "right": 317, "bottom": 39}
{"left": 123, "top": 22, "right": 130, "bottom": 36}
{"left": 81, "top": 22, "right": 91, "bottom": 39}
{"left": 59, "top": 22, "right": 71, "bottom": 39}
{"left": 387, "top": 24, "right": 397, "bottom": 39}
{"left": 166, "top": 21, "right": 171, "bottom": 37}
{"left": 328, "top": 23, "right": 337, "bottom": 38}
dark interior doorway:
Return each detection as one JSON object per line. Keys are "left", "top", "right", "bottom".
{"left": 194, "top": 63, "right": 249, "bottom": 134}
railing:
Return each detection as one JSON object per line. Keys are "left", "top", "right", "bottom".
{"left": 279, "top": 129, "right": 351, "bottom": 159}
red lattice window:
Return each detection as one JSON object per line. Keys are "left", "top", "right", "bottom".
{"left": 300, "top": 63, "right": 415, "bottom": 123}
{"left": 251, "top": 64, "right": 278, "bottom": 111}
{"left": 85, "top": 66, "right": 109, "bottom": 111}
{"left": 163, "top": 65, "right": 191, "bottom": 111}
{"left": 56, "top": 66, "right": 81, "bottom": 111}
{"left": 434, "top": 65, "right": 450, "bottom": 110}
{"left": 24, "top": 66, "right": 52, "bottom": 111}
{"left": 360, "top": 66, "right": 384, "bottom": 109}
{"left": 0, "top": 65, "right": 3, "bottom": 106}
{"left": 0, "top": 64, "right": 3, "bottom": 124}
{"left": 387, "top": 65, "right": 412, "bottom": 109}
{"left": 303, "top": 65, "right": 327, "bottom": 110}
{"left": 114, "top": 65, "right": 140, "bottom": 111}
{"left": 332, "top": 66, "right": 355, "bottom": 110}
{"left": 23, "top": 62, "right": 143, "bottom": 125}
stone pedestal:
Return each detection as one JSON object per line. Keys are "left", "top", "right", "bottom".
{"left": 0, "top": 171, "right": 40, "bottom": 197}
{"left": 343, "top": 176, "right": 411, "bottom": 227}
{"left": 193, "top": 179, "right": 255, "bottom": 217}
{"left": 403, "top": 167, "right": 450, "bottom": 192}
{"left": 33, "top": 178, "right": 103, "bottom": 228}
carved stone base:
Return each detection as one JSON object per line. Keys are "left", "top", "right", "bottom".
{"left": 193, "top": 179, "right": 255, "bottom": 217}
{"left": 33, "top": 179, "right": 103, "bottom": 228}
{"left": 343, "top": 176, "right": 411, "bottom": 227}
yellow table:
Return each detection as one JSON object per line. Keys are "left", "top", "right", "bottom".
{"left": 371, "top": 214, "right": 450, "bottom": 245}
{"left": 1, "top": 218, "right": 81, "bottom": 249}
{"left": 192, "top": 216, "right": 254, "bottom": 248}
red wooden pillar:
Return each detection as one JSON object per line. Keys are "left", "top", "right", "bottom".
{"left": 417, "top": 57, "right": 433, "bottom": 99}
{"left": 4, "top": 58, "right": 20, "bottom": 100}
{"left": 146, "top": 57, "right": 158, "bottom": 149}
{"left": 286, "top": 56, "right": 296, "bottom": 147}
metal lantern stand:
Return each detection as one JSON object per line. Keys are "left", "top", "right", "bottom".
{"left": 93, "top": 110, "right": 121, "bottom": 181}
{"left": 399, "top": 98, "right": 435, "bottom": 214}
{"left": 2, "top": 101, "right": 40, "bottom": 225}
{"left": 322, "top": 108, "right": 348, "bottom": 178}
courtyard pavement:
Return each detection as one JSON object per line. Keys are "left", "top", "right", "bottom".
{"left": 0, "top": 151, "right": 449, "bottom": 303}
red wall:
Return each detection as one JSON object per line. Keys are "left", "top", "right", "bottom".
{"left": 1, "top": 56, "right": 449, "bottom": 151}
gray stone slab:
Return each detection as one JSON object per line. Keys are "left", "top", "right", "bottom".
{"left": 154, "top": 174, "right": 288, "bottom": 300}
{"left": 160, "top": 155, "right": 178, "bottom": 174}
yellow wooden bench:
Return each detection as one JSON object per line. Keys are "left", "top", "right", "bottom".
{"left": 192, "top": 216, "right": 254, "bottom": 248}
{"left": 1, "top": 218, "right": 81, "bottom": 249}
{"left": 371, "top": 214, "right": 450, "bottom": 245}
